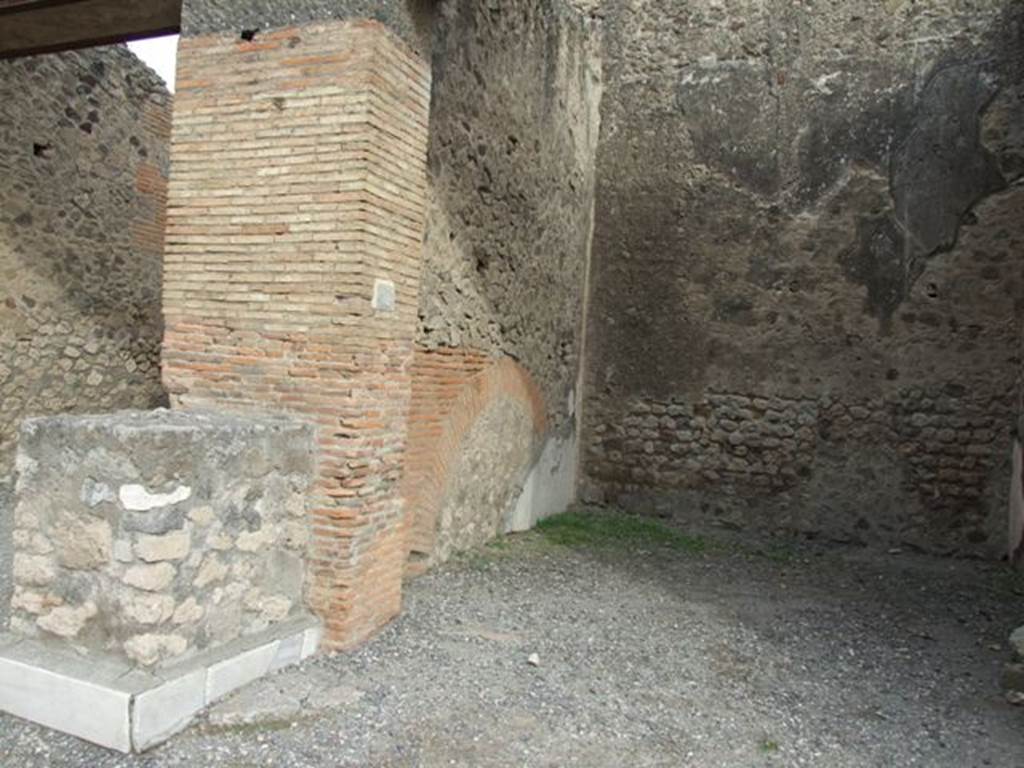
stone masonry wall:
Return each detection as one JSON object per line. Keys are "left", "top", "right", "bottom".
{"left": 418, "top": 0, "right": 601, "bottom": 431}
{"left": 9, "top": 410, "right": 314, "bottom": 668}
{"left": 398, "top": 0, "right": 602, "bottom": 566}
{"left": 583, "top": 0, "right": 1024, "bottom": 555}
{"left": 162, "top": 20, "right": 431, "bottom": 649}
{"left": 0, "top": 45, "right": 171, "bottom": 480}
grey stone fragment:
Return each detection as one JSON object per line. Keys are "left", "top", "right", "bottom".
{"left": 1000, "top": 662, "right": 1024, "bottom": 702}
{"left": 207, "top": 680, "right": 301, "bottom": 727}
{"left": 0, "top": 476, "right": 12, "bottom": 631}
{"left": 122, "top": 506, "right": 188, "bottom": 536}
{"left": 1009, "top": 626, "right": 1024, "bottom": 660}
{"left": 307, "top": 684, "right": 365, "bottom": 711}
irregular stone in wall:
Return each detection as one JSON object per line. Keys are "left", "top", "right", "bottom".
{"left": 53, "top": 517, "right": 112, "bottom": 570}
{"left": 36, "top": 602, "right": 97, "bottom": 639}
{"left": 123, "top": 563, "right": 176, "bottom": 592}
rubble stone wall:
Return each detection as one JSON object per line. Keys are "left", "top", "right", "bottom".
{"left": 8, "top": 410, "right": 314, "bottom": 668}
{"left": 400, "top": 0, "right": 601, "bottom": 566}
{"left": 0, "top": 45, "right": 171, "bottom": 481}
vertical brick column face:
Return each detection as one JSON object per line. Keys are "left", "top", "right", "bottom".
{"left": 162, "top": 21, "right": 430, "bottom": 649}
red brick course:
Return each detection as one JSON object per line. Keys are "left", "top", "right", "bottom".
{"left": 133, "top": 100, "right": 171, "bottom": 278}
{"left": 161, "top": 20, "right": 430, "bottom": 649}
{"left": 402, "top": 348, "right": 546, "bottom": 574}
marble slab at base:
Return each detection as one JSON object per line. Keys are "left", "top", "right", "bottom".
{"left": 0, "top": 616, "right": 321, "bottom": 753}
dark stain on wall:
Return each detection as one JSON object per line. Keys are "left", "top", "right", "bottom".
{"left": 842, "top": 58, "right": 1008, "bottom": 325}
{"left": 583, "top": 0, "right": 1024, "bottom": 555}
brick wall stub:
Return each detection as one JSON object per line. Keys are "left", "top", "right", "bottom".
{"left": 402, "top": 349, "right": 546, "bottom": 572}
{"left": 162, "top": 20, "right": 430, "bottom": 649}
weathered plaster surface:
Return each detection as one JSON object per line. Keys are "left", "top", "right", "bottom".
{"left": 583, "top": 0, "right": 1024, "bottom": 554}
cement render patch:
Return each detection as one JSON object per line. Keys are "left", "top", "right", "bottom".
{"left": 0, "top": 615, "right": 320, "bottom": 753}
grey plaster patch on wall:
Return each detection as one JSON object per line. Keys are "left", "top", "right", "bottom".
{"left": 505, "top": 424, "right": 579, "bottom": 534}
{"left": 180, "top": 0, "right": 426, "bottom": 50}
{"left": 0, "top": 475, "right": 12, "bottom": 631}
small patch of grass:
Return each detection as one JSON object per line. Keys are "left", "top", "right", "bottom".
{"left": 536, "top": 510, "right": 706, "bottom": 553}
{"left": 485, "top": 535, "right": 513, "bottom": 552}
{"left": 759, "top": 738, "right": 780, "bottom": 753}
{"left": 749, "top": 542, "right": 798, "bottom": 564}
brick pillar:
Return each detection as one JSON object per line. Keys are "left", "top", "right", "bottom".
{"left": 161, "top": 21, "right": 430, "bottom": 649}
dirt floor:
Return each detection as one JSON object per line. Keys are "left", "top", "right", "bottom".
{"left": 3, "top": 509, "right": 1024, "bottom": 767}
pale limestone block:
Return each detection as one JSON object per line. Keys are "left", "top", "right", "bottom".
{"left": 122, "top": 563, "right": 176, "bottom": 592}
{"left": 282, "top": 520, "right": 309, "bottom": 549}
{"left": 172, "top": 597, "right": 204, "bottom": 625}
{"left": 132, "top": 669, "right": 206, "bottom": 751}
{"left": 187, "top": 506, "right": 215, "bottom": 526}
{"left": 55, "top": 518, "right": 112, "bottom": 570}
{"left": 193, "top": 555, "right": 228, "bottom": 588}
{"left": 260, "top": 596, "right": 293, "bottom": 623}
{"left": 236, "top": 527, "right": 274, "bottom": 553}
{"left": 209, "top": 533, "right": 233, "bottom": 551}
{"left": 11, "top": 587, "right": 63, "bottom": 615}
{"left": 135, "top": 530, "right": 191, "bottom": 563}
{"left": 37, "top": 602, "right": 98, "bottom": 638}
{"left": 122, "top": 592, "right": 175, "bottom": 626}
{"left": 14, "top": 554, "right": 56, "bottom": 587}
{"left": 123, "top": 634, "right": 188, "bottom": 667}
{"left": 13, "top": 529, "right": 54, "bottom": 555}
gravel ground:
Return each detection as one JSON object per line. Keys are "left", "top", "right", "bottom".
{"left": 3, "top": 513, "right": 1024, "bottom": 767}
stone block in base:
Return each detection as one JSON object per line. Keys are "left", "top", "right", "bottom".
{"left": 0, "top": 615, "right": 321, "bottom": 753}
